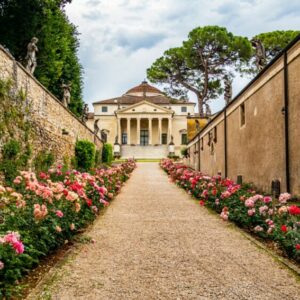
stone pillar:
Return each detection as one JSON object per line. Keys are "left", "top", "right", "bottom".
{"left": 148, "top": 118, "right": 152, "bottom": 145}
{"left": 137, "top": 117, "right": 140, "bottom": 145}
{"left": 168, "top": 117, "right": 173, "bottom": 143}
{"left": 117, "top": 117, "right": 121, "bottom": 144}
{"left": 127, "top": 118, "right": 131, "bottom": 145}
{"left": 158, "top": 118, "right": 162, "bottom": 144}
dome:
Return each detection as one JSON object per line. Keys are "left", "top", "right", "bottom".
{"left": 125, "top": 80, "right": 163, "bottom": 97}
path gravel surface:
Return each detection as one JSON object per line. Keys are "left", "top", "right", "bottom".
{"left": 30, "top": 163, "right": 300, "bottom": 300}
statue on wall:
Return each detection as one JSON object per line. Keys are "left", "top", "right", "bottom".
{"left": 251, "top": 39, "right": 266, "bottom": 71}
{"left": 61, "top": 82, "right": 72, "bottom": 107}
{"left": 195, "top": 119, "right": 201, "bottom": 132}
{"left": 100, "top": 129, "right": 108, "bottom": 142}
{"left": 94, "top": 119, "right": 100, "bottom": 136}
{"left": 224, "top": 76, "right": 232, "bottom": 105}
{"left": 205, "top": 103, "right": 212, "bottom": 116}
{"left": 82, "top": 104, "right": 89, "bottom": 123}
{"left": 25, "top": 37, "right": 38, "bottom": 74}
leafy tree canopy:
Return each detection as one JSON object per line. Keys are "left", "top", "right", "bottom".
{"left": 147, "top": 26, "right": 252, "bottom": 116}
{"left": 0, "top": 0, "right": 84, "bottom": 116}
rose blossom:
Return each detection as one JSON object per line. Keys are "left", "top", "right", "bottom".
{"left": 245, "top": 198, "right": 255, "bottom": 208}
{"left": 263, "top": 196, "right": 272, "bottom": 204}
{"left": 55, "top": 210, "right": 64, "bottom": 218}
{"left": 70, "top": 223, "right": 75, "bottom": 231}
{"left": 0, "top": 261, "right": 4, "bottom": 270}
{"left": 279, "top": 193, "right": 291, "bottom": 204}
{"left": 55, "top": 226, "right": 62, "bottom": 233}
{"left": 247, "top": 208, "right": 255, "bottom": 216}
{"left": 278, "top": 206, "right": 288, "bottom": 215}
{"left": 254, "top": 225, "right": 264, "bottom": 232}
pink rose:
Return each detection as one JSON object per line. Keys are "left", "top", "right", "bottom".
{"left": 55, "top": 210, "right": 64, "bottom": 218}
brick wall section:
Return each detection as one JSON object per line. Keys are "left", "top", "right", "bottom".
{"left": 185, "top": 36, "right": 300, "bottom": 195}
{"left": 0, "top": 45, "right": 103, "bottom": 163}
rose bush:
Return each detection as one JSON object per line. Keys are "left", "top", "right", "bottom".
{"left": 161, "top": 159, "right": 300, "bottom": 262}
{"left": 0, "top": 159, "right": 136, "bottom": 298}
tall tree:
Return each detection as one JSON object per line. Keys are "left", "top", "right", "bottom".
{"left": 147, "top": 26, "right": 252, "bottom": 115}
{"left": 0, "top": 0, "right": 84, "bottom": 116}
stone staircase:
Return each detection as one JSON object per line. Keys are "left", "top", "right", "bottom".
{"left": 121, "top": 145, "right": 168, "bottom": 159}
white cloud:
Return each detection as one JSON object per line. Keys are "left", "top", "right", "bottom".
{"left": 65, "top": 0, "right": 300, "bottom": 112}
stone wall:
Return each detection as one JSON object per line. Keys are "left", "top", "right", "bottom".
{"left": 0, "top": 45, "right": 103, "bottom": 165}
{"left": 185, "top": 35, "right": 300, "bottom": 195}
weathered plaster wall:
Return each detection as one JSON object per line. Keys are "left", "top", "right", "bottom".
{"left": 186, "top": 36, "right": 300, "bottom": 195}
{"left": 0, "top": 45, "right": 102, "bottom": 164}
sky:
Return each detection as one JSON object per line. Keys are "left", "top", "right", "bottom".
{"left": 65, "top": 0, "right": 300, "bottom": 113}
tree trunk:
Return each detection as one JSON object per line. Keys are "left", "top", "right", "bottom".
{"left": 197, "top": 94, "right": 204, "bottom": 117}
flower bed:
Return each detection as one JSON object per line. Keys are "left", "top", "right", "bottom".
{"left": 0, "top": 160, "right": 136, "bottom": 298}
{"left": 160, "top": 159, "right": 300, "bottom": 262}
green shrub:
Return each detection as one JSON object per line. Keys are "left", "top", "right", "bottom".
{"left": 0, "top": 140, "right": 22, "bottom": 184}
{"left": 34, "top": 151, "right": 55, "bottom": 173}
{"left": 181, "top": 147, "right": 188, "bottom": 157}
{"left": 102, "top": 143, "right": 113, "bottom": 164}
{"left": 95, "top": 149, "right": 102, "bottom": 166}
{"left": 75, "top": 140, "right": 96, "bottom": 171}
{"left": 2, "top": 139, "right": 20, "bottom": 159}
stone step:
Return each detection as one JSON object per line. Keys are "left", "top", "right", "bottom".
{"left": 121, "top": 145, "right": 168, "bottom": 159}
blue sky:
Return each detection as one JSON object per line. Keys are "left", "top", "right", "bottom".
{"left": 65, "top": 0, "right": 300, "bottom": 112}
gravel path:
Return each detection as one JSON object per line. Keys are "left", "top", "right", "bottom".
{"left": 31, "top": 163, "right": 300, "bottom": 300}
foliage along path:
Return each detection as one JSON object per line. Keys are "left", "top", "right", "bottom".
{"left": 29, "top": 163, "right": 300, "bottom": 300}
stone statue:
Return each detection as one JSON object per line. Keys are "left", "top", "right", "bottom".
{"left": 251, "top": 39, "right": 266, "bottom": 71}
{"left": 195, "top": 119, "right": 201, "bottom": 132}
{"left": 61, "top": 82, "right": 72, "bottom": 107}
{"left": 25, "top": 37, "right": 38, "bottom": 74}
{"left": 94, "top": 119, "right": 100, "bottom": 136}
{"left": 100, "top": 129, "right": 107, "bottom": 142}
{"left": 82, "top": 104, "right": 89, "bottom": 123}
{"left": 224, "top": 76, "right": 232, "bottom": 105}
{"left": 205, "top": 103, "right": 212, "bottom": 116}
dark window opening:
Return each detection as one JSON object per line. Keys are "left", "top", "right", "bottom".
{"left": 102, "top": 106, "right": 108, "bottom": 112}
{"left": 181, "top": 106, "right": 187, "bottom": 112}
{"left": 240, "top": 103, "right": 246, "bottom": 126}
{"left": 122, "top": 133, "right": 127, "bottom": 144}
{"left": 140, "top": 130, "right": 149, "bottom": 146}
{"left": 181, "top": 133, "right": 188, "bottom": 145}
{"left": 162, "top": 133, "right": 167, "bottom": 145}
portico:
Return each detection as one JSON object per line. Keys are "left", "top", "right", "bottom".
{"left": 117, "top": 116, "right": 173, "bottom": 146}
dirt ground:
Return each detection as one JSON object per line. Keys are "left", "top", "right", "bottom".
{"left": 28, "top": 163, "right": 300, "bottom": 300}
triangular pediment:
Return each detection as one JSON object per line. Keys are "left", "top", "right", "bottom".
{"left": 116, "top": 100, "right": 173, "bottom": 114}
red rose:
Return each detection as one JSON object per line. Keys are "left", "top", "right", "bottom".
{"left": 86, "top": 199, "right": 92, "bottom": 207}
{"left": 281, "top": 225, "right": 288, "bottom": 233}
{"left": 199, "top": 200, "right": 205, "bottom": 206}
{"left": 288, "top": 205, "right": 300, "bottom": 215}
{"left": 296, "top": 244, "right": 300, "bottom": 251}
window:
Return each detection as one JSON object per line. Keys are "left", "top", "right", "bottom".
{"left": 181, "top": 133, "right": 188, "bottom": 145}
{"left": 181, "top": 106, "right": 187, "bottom": 112}
{"left": 213, "top": 127, "right": 217, "bottom": 143}
{"left": 102, "top": 106, "right": 108, "bottom": 113}
{"left": 240, "top": 103, "right": 246, "bottom": 127}
{"left": 162, "top": 133, "right": 167, "bottom": 145}
{"left": 122, "top": 133, "right": 127, "bottom": 144}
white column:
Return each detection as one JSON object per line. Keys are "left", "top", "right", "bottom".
{"left": 127, "top": 118, "right": 131, "bottom": 145}
{"left": 137, "top": 117, "right": 140, "bottom": 145}
{"left": 117, "top": 118, "right": 121, "bottom": 144}
{"left": 168, "top": 117, "right": 173, "bottom": 143}
{"left": 148, "top": 118, "right": 152, "bottom": 145}
{"left": 158, "top": 118, "right": 162, "bottom": 144}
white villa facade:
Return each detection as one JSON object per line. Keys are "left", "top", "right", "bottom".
{"left": 87, "top": 81, "right": 195, "bottom": 158}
